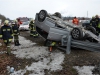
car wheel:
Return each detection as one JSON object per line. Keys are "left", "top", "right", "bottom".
{"left": 53, "top": 12, "right": 61, "bottom": 18}
{"left": 84, "top": 26, "right": 97, "bottom": 42}
{"left": 38, "top": 10, "right": 47, "bottom": 22}
{"left": 71, "top": 27, "right": 83, "bottom": 40}
{"left": 86, "top": 26, "right": 96, "bottom": 34}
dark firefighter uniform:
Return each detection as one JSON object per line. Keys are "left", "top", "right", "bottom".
{"left": 12, "top": 20, "right": 21, "bottom": 46}
{"left": 29, "top": 19, "right": 38, "bottom": 37}
{"left": 90, "top": 16, "right": 96, "bottom": 29}
{"left": 95, "top": 15, "right": 100, "bottom": 35}
{"left": 0, "top": 20, "right": 13, "bottom": 55}
{"left": 45, "top": 40, "right": 56, "bottom": 52}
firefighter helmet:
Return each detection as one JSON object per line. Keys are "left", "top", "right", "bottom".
{"left": 14, "top": 20, "right": 17, "bottom": 22}
{"left": 95, "top": 15, "right": 99, "bottom": 17}
{"left": 92, "top": 16, "right": 95, "bottom": 18}
{"left": 4, "top": 20, "right": 9, "bottom": 25}
{"left": 31, "top": 19, "right": 34, "bottom": 22}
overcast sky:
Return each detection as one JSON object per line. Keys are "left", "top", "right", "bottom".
{"left": 0, "top": 0, "right": 100, "bottom": 19}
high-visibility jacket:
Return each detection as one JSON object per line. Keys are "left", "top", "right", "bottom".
{"left": 95, "top": 18, "right": 100, "bottom": 28}
{"left": 12, "top": 24, "right": 19, "bottom": 35}
{"left": 72, "top": 18, "right": 79, "bottom": 25}
{"left": 0, "top": 25, "right": 13, "bottom": 43}
{"left": 51, "top": 42, "right": 56, "bottom": 46}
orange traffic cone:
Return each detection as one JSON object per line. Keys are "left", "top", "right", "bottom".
{"left": 49, "top": 46, "right": 52, "bottom": 52}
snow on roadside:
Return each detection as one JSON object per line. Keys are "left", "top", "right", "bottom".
{"left": 10, "top": 69, "right": 26, "bottom": 75}
{"left": 10, "top": 36, "right": 65, "bottom": 75}
{"left": 10, "top": 36, "right": 97, "bottom": 75}
{"left": 73, "top": 66, "right": 98, "bottom": 75}
{"left": 12, "top": 46, "right": 49, "bottom": 59}
{"left": 11, "top": 36, "right": 36, "bottom": 50}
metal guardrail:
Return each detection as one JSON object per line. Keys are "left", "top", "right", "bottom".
{"left": 59, "top": 34, "right": 100, "bottom": 54}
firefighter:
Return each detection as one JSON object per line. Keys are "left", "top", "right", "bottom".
{"left": 49, "top": 41, "right": 56, "bottom": 52}
{"left": 90, "top": 16, "right": 96, "bottom": 29}
{"left": 72, "top": 16, "right": 79, "bottom": 25}
{"left": 29, "top": 19, "right": 38, "bottom": 37}
{"left": 95, "top": 15, "right": 100, "bottom": 36}
{"left": 12, "top": 20, "right": 21, "bottom": 46}
{"left": 0, "top": 20, "right": 13, "bottom": 55}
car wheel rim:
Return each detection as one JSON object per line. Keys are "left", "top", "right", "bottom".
{"left": 72, "top": 29, "right": 80, "bottom": 39}
{"left": 39, "top": 11, "right": 45, "bottom": 19}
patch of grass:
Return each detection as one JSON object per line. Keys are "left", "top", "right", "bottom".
{"left": 44, "top": 69, "right": 51, "bottom": 75}
{"left": 11, "top": 58, "right": 34, "bottom": 71}
{"left": 50, "top": 67, "right": 78, "bottom": 75}
{"left": 24, "top": 70, "right": 34, "bottom": 75}
{"left": 0, "top": 54, "right": 13, "bottom": 75}
{"left": 0, "top": 53, "right": 38, "bottom": 75}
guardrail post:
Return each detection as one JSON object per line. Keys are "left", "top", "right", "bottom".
{"left": 66, "top": 34, "right": 71, "bottom": 54}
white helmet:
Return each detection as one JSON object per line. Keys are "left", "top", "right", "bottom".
{"left": 14, "top": 20, "right": 18, "bottom": 22}
{"left": 4, "top": 20, "right": 9, "bottom": 25}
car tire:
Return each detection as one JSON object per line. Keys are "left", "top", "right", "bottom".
{"left": 71, "top": 27, "right": 83, "bottom": 40}
{"left": 53, "top": 12, "right": 62, "bottom": 18}
{"left": 86, "top": 26, "right": 96, "bottom": 34}
{"left": 84, "top": 26, "right": 97, "bottom": 42}
{"left": 38, "top": 10, "right": 48, "bottom": 22}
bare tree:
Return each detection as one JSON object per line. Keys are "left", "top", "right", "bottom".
{"left": 0, "top": 14, "right": 6, "bottom": 23}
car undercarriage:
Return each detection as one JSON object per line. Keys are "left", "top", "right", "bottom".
{"left": 35, "top": 10, "right": 100, "bottom": 54}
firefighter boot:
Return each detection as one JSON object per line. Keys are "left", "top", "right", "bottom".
{"left": 17, "top": 40, "right": 21, "bottom": 46}
{"left": 15, "top": 41, "right": 18, "bottom": 46}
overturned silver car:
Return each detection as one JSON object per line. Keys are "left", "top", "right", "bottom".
{"left": 35, "top": 10, "right": 100, "bottom": 54}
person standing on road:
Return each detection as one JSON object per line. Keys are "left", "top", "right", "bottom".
{"left": 72, "top": 16, "right": 79, "bottom": 25}
{"left": 0, "top": 20, "right": 13, "bottom": 55}
{"left": 29, "top": 19, "right": 38, "bottom": 37}
{"left": 12, "top": 20, "right": 21, "bottom": 46}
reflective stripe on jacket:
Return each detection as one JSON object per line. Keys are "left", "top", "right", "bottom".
{"left": 29, "top": 21, "right": 36, "bottom": 31}
{"left": 0, "top": 25, "right": 13, "bottom": 40}
{"left": 12, "top": 24, "right": 19, "bottom": 35}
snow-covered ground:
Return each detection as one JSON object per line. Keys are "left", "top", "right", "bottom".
{"left": 73, "top": 66, "right": 99, "bottom": 75}
{"left": 9, "top": 36, "right": 99, "bottom": 75}
{"left": 10, "top": 36, "right": 65, "bottom": 75}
